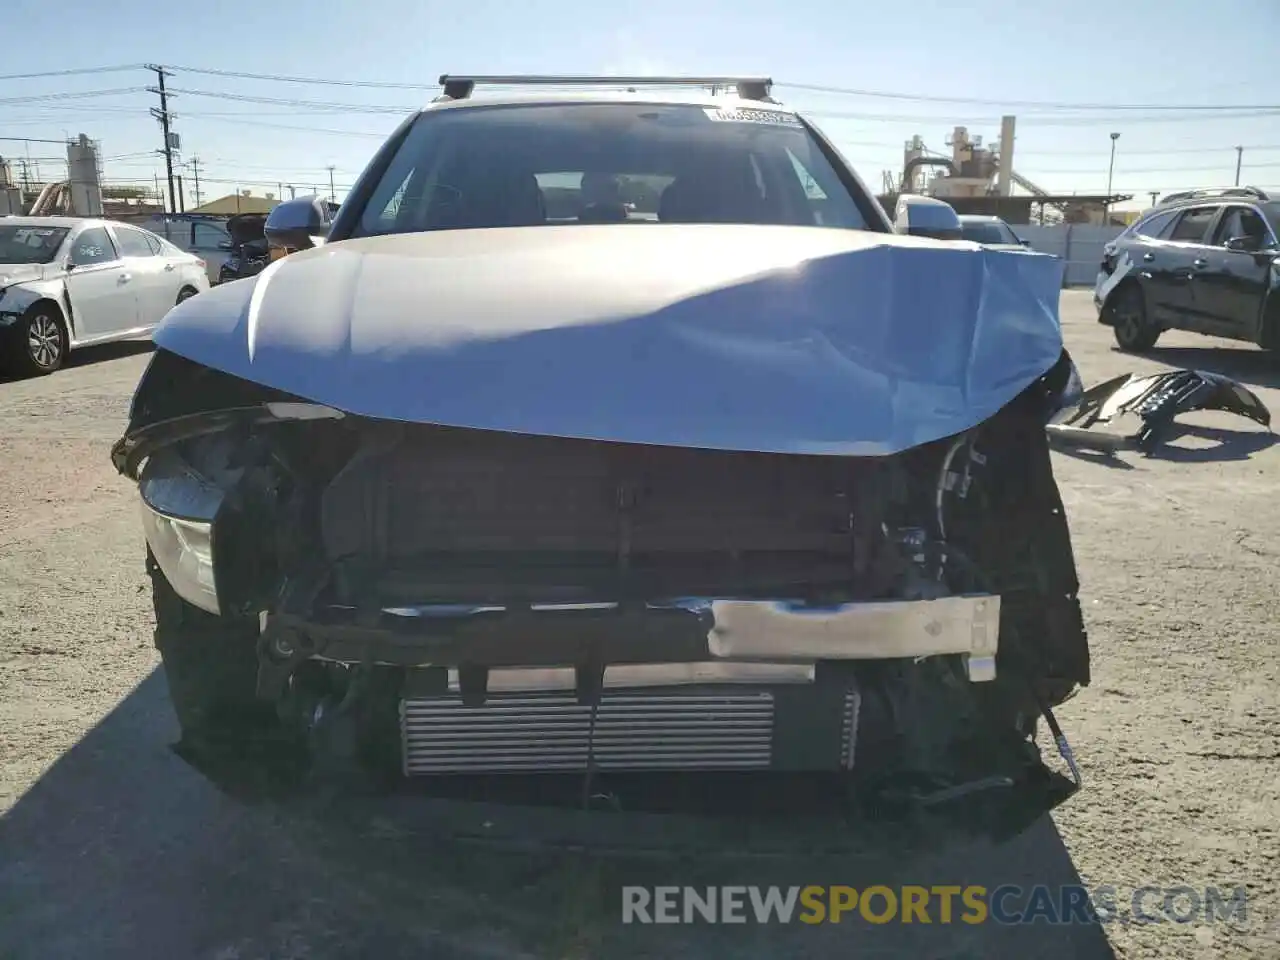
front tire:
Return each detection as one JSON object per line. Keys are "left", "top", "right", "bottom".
{"left": 6, "top": 304, "right": 68, "bottom": 377}
{"left": 176, "top": 286, "right": 199, "bottom": 305}
{"left": 1111, "top": 284, "right": 1160, "bottom": 352}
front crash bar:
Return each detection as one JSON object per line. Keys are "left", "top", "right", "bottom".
{"left": 263, "top": 593, "right": 1001, "bottom": 682}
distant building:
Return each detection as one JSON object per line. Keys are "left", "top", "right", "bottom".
{"left": 189, "top": 191, "right": 278, "bottom": 215}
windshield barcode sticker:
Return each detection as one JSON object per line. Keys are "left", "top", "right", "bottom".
{"left": 704, "top": 107, "right": 801, "bottom": 126}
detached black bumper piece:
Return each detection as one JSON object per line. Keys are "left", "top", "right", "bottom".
{"left": 1048, "top": 368, "right": 1271, "bottom": 453}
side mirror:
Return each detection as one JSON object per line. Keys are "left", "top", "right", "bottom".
{"left": 217, "top": 239, "right": 234, "bottom": 251}
{"left": 264, "top": 196, "right": 332, "bottom": 254}
{"left": 1017, "top": 236, "right": 1031, "bottom": 247}
{"left": 893, "top": 194, "right": 963, "bottom": 241}
{"left": 1224, "top": 235, "right": 1262, "bottom": 253}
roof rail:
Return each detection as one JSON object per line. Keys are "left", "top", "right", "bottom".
{"left": 434, "top": 74, "right": 775, "bottom": 103}
{"left": 1157, "top": 186, "right": 1271, "bottom": 206}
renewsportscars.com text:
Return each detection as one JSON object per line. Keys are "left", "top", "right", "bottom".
{"left": 621, "top": 885, "right": 1249, "bottom": 926}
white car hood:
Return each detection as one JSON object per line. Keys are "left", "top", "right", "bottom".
{"left": 0, "top": 263, "right": 48, "bottom": 288}
{"left": 151, "top": 223, "right": 1066, "bottom": 456}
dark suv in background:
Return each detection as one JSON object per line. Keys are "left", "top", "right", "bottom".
{"left": 1095, "top": 186, "right": 1280, "bottom": 352}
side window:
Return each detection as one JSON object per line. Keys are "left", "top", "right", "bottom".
{"left": 192, "top": 221, "right": 229, "bottom": 251}
{"left": 69, "top": 227, "right": 118, "bottom": 266}
{"left": 113, "top": 226, "right": 155, "bottom": 258}
{"left": 1167, "top": 206, "right": 1218, "bottom": 244}
{"left": 142, "top": 232, "right": 164, "bottom": 255}
{"left": 1212, "top": 206, "right": 1269, "bottom": 246}
{"left": 1132, "top": 210, "right": 1177, "bottom": 239}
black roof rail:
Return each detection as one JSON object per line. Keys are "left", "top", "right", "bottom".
{"left": 1156, "top": 186, "right": 1271, "bottom": 206}
{"left": 434, "top": 74, "right": 776, "bottom": 103}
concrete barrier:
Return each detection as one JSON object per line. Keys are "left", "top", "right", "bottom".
{"left": 1018, "top": 224, "right": 1126, "bottom": 288}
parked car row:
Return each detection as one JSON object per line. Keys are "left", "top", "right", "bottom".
{"left": 0, "top": 216, "right": 209, "bottom": 375}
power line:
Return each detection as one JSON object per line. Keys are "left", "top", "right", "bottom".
{"left": 158, "top": 66, "right": 1280, "bottom": 113}
{"left": 104, "top": 173, "right": 355, "bottom": 189}
{"left": 0, "top": 64, "right": 143, "bottom": 81}
{"left": 1029, "top": 160, "right": 1280, "bottom": 174}
{"left": 174, "top": 113, "right": 393, "bottom": 137}
{"left": 0, "top": 136, "right": 70, "bottom": 144}
{"left": 166, "top": 64, "right": 440, "bottom": 90}
{"left": 1016, "top": 143, "right": 1280, "bottom": 156}
{"left": 807, "top": 107, "right": 1280, "bottom": 126}
{"left": 779, "top": 81, "right": 1280, "bottom": 112}
{"left": 166, "top": 87, "right": 413, "bottom": 114}
{"left": 0, "top": 86, "right": 145, "bottom": 106}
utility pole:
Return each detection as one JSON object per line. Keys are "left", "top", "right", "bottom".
{"left": 327, "top": 165, "right": 336, "bottom": 202}
{"left": 1234, "top": 146, "right": 1243, "bottom": 186}
{"left": 1104, "top": 132, "right": 1120, "bottom": 226}
{"left": 147, "top": 64, "right": 178, "bottom": 214}
{"left": 188, "top": 157, "right": 202, "bottom": 207}
{"left": 175, "top": 174, "right": 185, "bottom": 212}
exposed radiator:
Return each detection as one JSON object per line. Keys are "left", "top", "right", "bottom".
{"left": 401, "top": 691, "right": 777, "bottom": 775}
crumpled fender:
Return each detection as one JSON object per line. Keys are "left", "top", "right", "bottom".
{"left": 0, "top": 275, "right": 67, "bottom": 332}
{"left": 1050, "top": 368, "right": 1271, "bottom": 452}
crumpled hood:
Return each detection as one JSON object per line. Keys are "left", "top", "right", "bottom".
{"left": 0, "top": 263, "right": 48, "bottom": 288}
{"left": 151, "top": 223, "right": 1066, "bottom": 456}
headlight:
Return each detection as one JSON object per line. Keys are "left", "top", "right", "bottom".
{"left": 138, "top": 449, "right": 226, "bottom": 614}
{"left": 140, "top": 506, "right": 220, "bottom": 614}
{"left": 1047, "top": 355, "right": 1085, "bottom": 424}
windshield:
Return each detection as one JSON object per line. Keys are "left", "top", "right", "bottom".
{"left": 355, "top": 102, "right": 873, "bottom": 236}
{"left": 0, "top": 225, "right": 69, "bottom": 265}
{"left": 960, "top": 221, "right": 1013, "bottom": 245}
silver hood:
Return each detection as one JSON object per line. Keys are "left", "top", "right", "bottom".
{"left": 150, "top": 223, "right": 1066, "bottom": 456}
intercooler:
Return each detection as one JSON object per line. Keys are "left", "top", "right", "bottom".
{"left": 400, "top": 669, "right": 861, "bottom": 775}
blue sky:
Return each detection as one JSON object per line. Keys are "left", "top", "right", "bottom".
{"left": 2, "top": 0, "right": 1278, "bottom": 211}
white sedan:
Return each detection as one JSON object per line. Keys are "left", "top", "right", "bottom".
{"left": 0, "top": 216, "right": 210, "bottom": 377}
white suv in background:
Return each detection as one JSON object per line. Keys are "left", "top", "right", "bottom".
{"left": 138, "top": 214, "right": 233, "bottom": 284}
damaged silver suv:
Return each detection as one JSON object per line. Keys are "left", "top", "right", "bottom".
{"left": 112, "top": 76, "right": 1089, "bottom": 818}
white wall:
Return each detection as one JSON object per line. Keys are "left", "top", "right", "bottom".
{"left": 1017, "top": 224, "right": 1126, "bottom": 287}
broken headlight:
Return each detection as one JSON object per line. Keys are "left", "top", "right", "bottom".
{"left": 138, "top": 449, "right": 228, "bottom": 615}
{"left": 1046, "top": 352, "right": 1085, "bottom": 424}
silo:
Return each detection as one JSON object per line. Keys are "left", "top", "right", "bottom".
{"left": 66, "top": 134, "right": 104, "bottom": 216}
{"left": 0, "top": 156, "right": 20, "bottom": 215}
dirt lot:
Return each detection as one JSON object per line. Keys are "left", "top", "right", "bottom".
{"left": 0, "top": 290, "right": 1277, "bottom": 959}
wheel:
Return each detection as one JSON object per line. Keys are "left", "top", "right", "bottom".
{"left": 147, "top": 549, "right": 277, "bottom": 748}
{"left": 176, "top": 286, "right": 199, "bottom": 304}
{"left": 6, "top": 304, "right": 68, "bottom": 377}
{"left": 1110, "top": 284, "right": 1160, "bottom": 352}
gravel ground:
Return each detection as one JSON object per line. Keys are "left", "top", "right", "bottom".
{"left": 0, "top": 291, "right": 1277, "bottom": 959}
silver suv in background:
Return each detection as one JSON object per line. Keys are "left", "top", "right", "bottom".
{"left": 958, "top": 214, "right": 1031, "bottom": 250}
